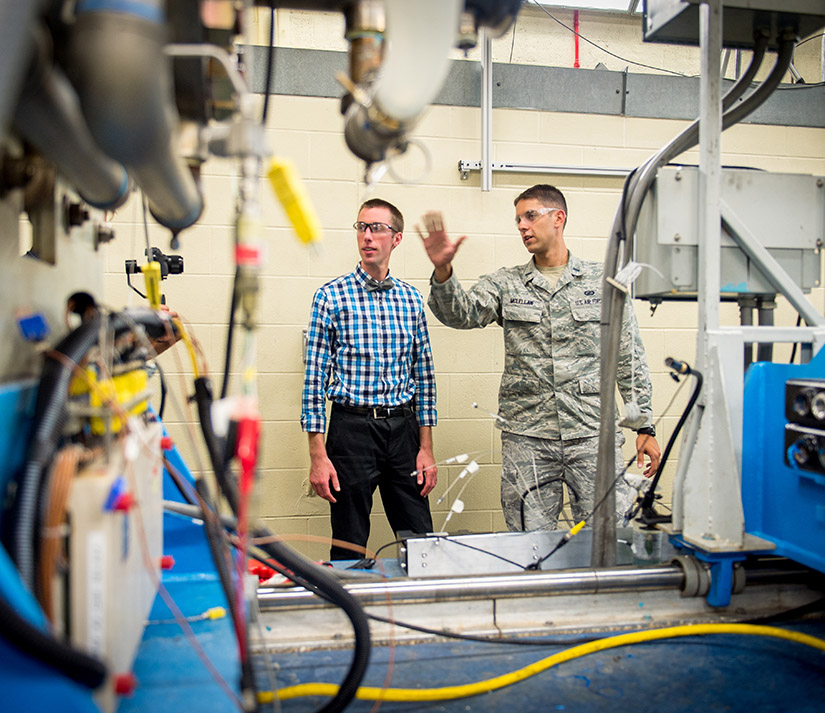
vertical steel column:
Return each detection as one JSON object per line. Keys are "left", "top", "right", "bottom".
{"left": 481, "top": 29, "right": 493, "bottom": 192}
{"left": 697, "top": 0, "right": 722, "bottom": 345}
{"left": 672, "top": 0, "right": 747, "bottom": 550}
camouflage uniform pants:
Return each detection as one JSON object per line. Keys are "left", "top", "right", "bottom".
{"left": 500, "top": 431, "right": 634, "bottom": 531}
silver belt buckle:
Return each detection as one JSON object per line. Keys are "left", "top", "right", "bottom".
{"left": 373, "top": 406, "right": 387, "bottom": 419}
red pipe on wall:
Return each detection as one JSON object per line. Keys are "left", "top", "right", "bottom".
{"left": 573, "top": 10, "right": 580, "bottom": 68}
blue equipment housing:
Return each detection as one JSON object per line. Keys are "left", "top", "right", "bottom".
{"left": 742, "top": 349, "right": 825, "bottom": 574}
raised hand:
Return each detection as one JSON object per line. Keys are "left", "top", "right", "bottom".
{"left": 416, "top": 211, "right": 467, "bottom": 281}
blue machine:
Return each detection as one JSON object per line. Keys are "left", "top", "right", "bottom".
{"left": 0, "top": 380, "right": 239, "bottom": 712}
{"left": 742, "top": 349, "right": 825, "bottom": 574}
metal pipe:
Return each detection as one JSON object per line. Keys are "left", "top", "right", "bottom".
{"left": 481, "top": 29, "right": 492, "bottom": 192}
{"left": 458, "top": 160, "right": 630, "bottom": 179}
{"left": 739, "top": 296, "right": 756, "bottom": 372}
{"left": 756, "top": 296, "right": 776, "bottom": 362}
{"left": 13, "top": 26, "right": 130, "bottom": 210}
{"left": 344, "top": 0, "right": 385, "bottom": 85}
{"left": 0, "top": 1, "right": 41, "bottom": 140}
{"left": 258, "top": 565, "right": 685, "bottom": 608}
{"left": 66, "top": 1, "right": 203, "bottom": 232}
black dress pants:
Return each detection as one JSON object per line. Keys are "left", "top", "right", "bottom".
{"left": 326, "top": 403, "right": 433, "bottom": 560}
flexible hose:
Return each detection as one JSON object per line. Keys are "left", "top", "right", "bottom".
{"left": 275, "top": 623, "right": 825, "bottom": 703}
{"left": 254, "top": 536, "right": 371, "bottom": 713}
{"left": 594, "top": 35, "right": 793, "bottom": 564}
{"left": 194, "top": 376, "right": 239, "bottom": 514}
{"left": 636, "top": 361, "right": 703, "bottom": 521}
{"left": 0, "top": 590, "right": 106, "bottom": 689}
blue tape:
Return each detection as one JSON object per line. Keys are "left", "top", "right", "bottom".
{"left": 76, "top": 0, "right": 165, "bottom": 24}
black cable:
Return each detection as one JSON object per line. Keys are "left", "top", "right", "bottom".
{"left": 365, "top": 611, "right": 600, "bottom": 647}
{"left": 796, "top": 31, "right": 825, "bottom": 49}
{"left": 346, "top": 537, "right": 409, "bottom": 569}
{"left": 254, "top": 535, "right": 371, "bottom": 713}
{"left": 530, "top": 1, "right": 689, "bottom": 77}
{"left": 634, "top": 359, "right": 703, "bottom": 525}
{"left": 163, "top": 497, "right": 370, "bottom": 713}
{"left": 0, "top": 593, "right": 106, "bottom": 688}
{"left": 529, "top": 446, "right": 640, "bottom": 571}
{"left": 790, "top": 315, "right": 803, "bottom": 364}
{"left": 193, "top": 478, "right": 258, "bottom": 709}
{"left": 221, "top": 268, "right": 240, "bottom": 401}
{"left": 155, "top": 360, "right": 167, "bottom": 421}
{"left": 194, "top": 376, "right": 239, "bottom": 514}
{"left": 261, "top": 5, "right": 276, "bottom": 124}
{"left": 435, "top": 536, "right": 526, "bottom": 570}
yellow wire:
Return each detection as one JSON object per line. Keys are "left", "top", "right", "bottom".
{"left": 273, "top": 623, "right": 825, "bottom": 702}
{"left": 172, "top": 317, "right": 200, "bottom": 379}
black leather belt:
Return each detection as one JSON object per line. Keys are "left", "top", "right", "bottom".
{"left": 333, "top": 402, "right": 414, "bottom": 419}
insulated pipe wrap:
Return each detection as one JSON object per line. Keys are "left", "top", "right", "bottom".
{"left": 14, "top": 27, "right": 130, "bottom": 210}
{"left": 66, "top": 5, "right": 202, "bottom": 230}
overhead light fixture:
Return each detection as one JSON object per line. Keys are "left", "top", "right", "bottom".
{"left": 530, "top": 0, "right": 642, "bottom": 13}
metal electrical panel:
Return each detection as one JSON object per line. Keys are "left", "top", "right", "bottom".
{"left": 634, "top": 166, "right": 824, "bottom": 301}
{"left": 643, "top": 0, "right": 825, "bottom": 50}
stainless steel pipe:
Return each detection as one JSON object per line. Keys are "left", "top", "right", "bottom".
{"left": 258, "top": 565, "right": 685, "bottom": 609}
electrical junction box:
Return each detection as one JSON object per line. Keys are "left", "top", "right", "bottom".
{"left": 64, "top": 421, "right": 163, "bottom": 713}
{"left": 643, "top": 0, "right": 825, "bottom": 50}
{"left": 634, "top": 166, "right": 824, "bottom": 302}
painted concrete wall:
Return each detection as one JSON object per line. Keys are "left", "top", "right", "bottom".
{"left": 102, "top": 7, "right": 825, "bottom": 560}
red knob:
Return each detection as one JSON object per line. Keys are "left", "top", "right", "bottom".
{"left": 160, "top": 555, "right": 175, "bottom": 571}
{"left": 114, "top": 672, "right": 137, "bottom": 696}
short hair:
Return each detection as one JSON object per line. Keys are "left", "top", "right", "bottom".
{"left": 359, "top": 198, "right": 404, "bottom": 233}
{"left": 514, "top": 184, "right": 567, "bottom": 228}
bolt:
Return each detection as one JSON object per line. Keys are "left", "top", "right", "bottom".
{"left": 675, "top": 171, "right": 682, "bottom": 181}
{"left": 817, "top": 178, "right": 823, "bottom": 188}
{"left": 674, "top": 233, "right": 681, "bottom": 242}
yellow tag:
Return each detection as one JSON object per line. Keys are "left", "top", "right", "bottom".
{"left": 267, "top": 157, "right": 322, "bottom": 245}
{"left": 142, "top": 261, "right": 163, "bottom": 309}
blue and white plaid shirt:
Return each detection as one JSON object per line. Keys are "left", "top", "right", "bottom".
{"left": 301, "top": 264, "right": 437, "bottom": 433}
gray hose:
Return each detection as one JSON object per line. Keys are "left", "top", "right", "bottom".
{"left": 593, "top": 35, "right": 793, "bottom": 567}
{"left": 13, "top": 25, "right": 130, "bottom": 210}
{"left": 65, "top": 2, "right": 202, "bottom": 231}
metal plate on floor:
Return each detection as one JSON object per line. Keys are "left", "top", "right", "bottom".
{"left": 401, "top": 528, "right": 639, "bottom": 577}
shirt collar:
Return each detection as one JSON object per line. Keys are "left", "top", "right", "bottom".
{"left": 521, "top": 252, "right": 582, "bottom": 287}
{"left": 354, "top": 263, "right": 393, "bottom": 291}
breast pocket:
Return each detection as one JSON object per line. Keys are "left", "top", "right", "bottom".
{"left": 568, "top": 299, "right": 601, "bottom": 357}
{"left": 502, "top": 303, "right": 543, "bottom": 355}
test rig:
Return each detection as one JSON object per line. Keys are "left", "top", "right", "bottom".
{"left": 0, "top": 1, "right": 823, "bottom": 712}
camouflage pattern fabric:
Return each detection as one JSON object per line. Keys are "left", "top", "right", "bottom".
{"left": 500, "top": 431, "right": 634, "bottom": 531}
{"left": 428, "top": 254, "right": 652, "bottom": 440}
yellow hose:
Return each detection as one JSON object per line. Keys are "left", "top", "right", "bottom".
{"left": 172, "top": 317, "right": 200, "bottom": 379}
{"left": 272, "top": 623, "right": 825, "bottom": 703}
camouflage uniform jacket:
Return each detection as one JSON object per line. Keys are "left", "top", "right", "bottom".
{"left": 428, "top": 254, "right": 653, "bottom": 441}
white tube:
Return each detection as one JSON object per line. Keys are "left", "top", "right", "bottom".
{"left": 373, "top": 0, "right": 462, "bottom": 123}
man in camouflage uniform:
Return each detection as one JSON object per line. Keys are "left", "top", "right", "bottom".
{"left": 418, "top": 185, "right": 660, "bottom": 531}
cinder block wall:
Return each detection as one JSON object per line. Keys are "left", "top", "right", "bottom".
{"left": 102, "top": 8, "right": 825, "bottom": 560}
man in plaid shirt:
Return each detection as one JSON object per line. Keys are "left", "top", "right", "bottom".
{"left": 301, "top": 198, "right": 437, "bottom": 560}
